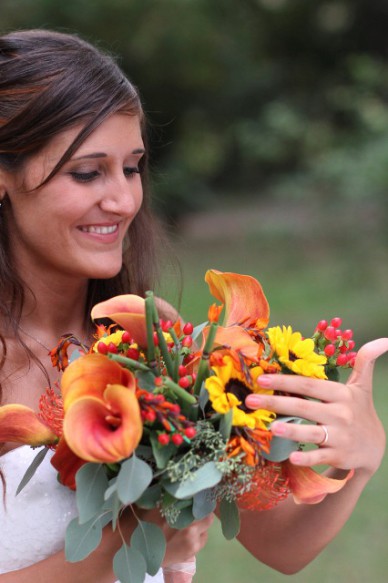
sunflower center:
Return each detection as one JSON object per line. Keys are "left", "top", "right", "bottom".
{"left": 225, "top": 378, "right": 251, "bottom": 412}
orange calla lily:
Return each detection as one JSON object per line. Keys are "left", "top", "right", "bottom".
{"left": 91, "top": 294, "right": 147, "bottom": 347}
{"left": 205, "top": 270, "right": 270, "bottom": 329}
{"left": 61, "top": 353, "right": 136, "bottom": 410}
{"left": 51, "top": 437, "right": 86, "bottom": 490}
{"left": 63, "top": 383, "right": 142, "bottom": 463}
{"left": 284, "top": 461, "right": 354, "bottom": 504}
{"left": 203, "top": 325, "right": 263, "bottom": 361}
{"left": 0, "top": 404, "right": 57, "bottom": 446}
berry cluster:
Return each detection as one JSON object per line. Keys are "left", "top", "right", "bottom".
{"left": 314, "top": 317, "right": 357, "bottom": 368}
{"left": 137, "top": 389, "right": 196, "bottom": 447}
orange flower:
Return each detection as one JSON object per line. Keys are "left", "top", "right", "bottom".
{"left": 284, "top": 462, "right": 354, "bottom": 505}
{"left": 0, "top": 404, "right": 57, "bottom": 447}
{"left": 205, "top": 270, "right": 270, "bottom": 329}
{"left": 60, "top": 354, "right": 142, "bottom": 463}
{"left": 51, "top": 437, "right": 86, "bottom": 490}
{"left": 208, "top": 303, "right": 224, "bottom": 324}
{"left": 91, "top": 294, "right": 148, "bottom": 347}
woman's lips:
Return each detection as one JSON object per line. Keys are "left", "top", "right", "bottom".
{"left": 77, "top": 223, "right": 120, "bottom": 243}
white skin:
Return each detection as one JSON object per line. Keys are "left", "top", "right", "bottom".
{"left": 0, "top": 112, "right": 212, "bottom": 582}
{"left": 1, "top": 112, "right": 387, "bottom": 579}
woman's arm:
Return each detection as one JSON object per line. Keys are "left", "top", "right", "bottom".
{"left": 238, "top": 338, "right": 388, "bottom": 574}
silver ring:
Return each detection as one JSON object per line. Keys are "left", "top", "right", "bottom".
{"left": 318, "top": 425, "right": 329, "bottom": 446}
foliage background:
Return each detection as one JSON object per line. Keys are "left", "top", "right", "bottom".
{"left": 1, "top": 1, "right": 388, "bottom": 581}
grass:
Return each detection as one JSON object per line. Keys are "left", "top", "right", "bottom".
{"left": 159, "top": 200, "right": 388, "bottom": 583}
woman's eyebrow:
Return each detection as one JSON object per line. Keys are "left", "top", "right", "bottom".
{"left": 72, "top": 148, "right": 145, "bottom": 161}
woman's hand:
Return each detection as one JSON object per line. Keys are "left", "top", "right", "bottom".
{"left": 245, "top": 338, "right": 388, "bottom": 477}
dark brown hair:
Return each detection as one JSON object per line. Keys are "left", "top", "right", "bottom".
{"left": 0, "top": 29, "right": 162, "bottom": 405}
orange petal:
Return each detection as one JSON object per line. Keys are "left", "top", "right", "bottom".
{"left": 61, "top": 353, "right": 136, "bottom": 410}
{"left": 0, "top": 404, "right": 57, "bottom": 446}
{"left": 51, "top": 437, "right": 86, "bottom": 490}
{"left": 285, "top": 461, "right": 354, "bottom": 504}
{"left": 205, "top": 270, "right": 270, "bottom": 329}
{"left": 203, "top": 325, "right": 261, "bottom": 361}
{"left": 91, "top": 294, "right": 147, "bottom": 347}
{"left": 63, "top": 384, "right": 142, "bottom": 463}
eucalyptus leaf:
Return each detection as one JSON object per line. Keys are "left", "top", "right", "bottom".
{"left": 219, "top": 498, "right": 240, "bottom": 540}
{"left": 163, "top": 461, "right": 222, "bottom": 499}
{"left": 65, "top": 515, "right": 103, "bottom": 562}
{"left": 75, "top": 463, "right": 109, "bottom": 524}
{"left": 150, "top": 433, "right": 177, "bottom": 469}
{"left": 169, "top": 505, "right": 195, "bottom": 530}
{"left": 103, "top": 482, "right": 122, "bottom": 531}
{"left": 136, "top": 370, "right": 156, "bottom": 391}
{"left": 263, "top": 416, "right": 304, "bottom": 462}
{"left": 131, "top": 521, "right": 166, "bottom": 576}
{"left": 219, "top": 409, "right": 233, "bottom": 441}
{"left": 113, "top": 543, "right": 147, "bottom": 583}
{"left": 192, "top": 321, "right": 208, "bottom": 343}
{"left": 135, "top": 483, "right": 162, "bottom": 509}
{"left": 198, "top": 386, "right": 209, "bottom": 413}
{"left": 117, "top": 455, "right": 153, "bottom": 505}
{"left": 192, "top": 488, "right": 217, "bottom": 520}
{"left": 135, "top": 445, "right": 153, "bottom": 460}
{"left": 16, "top": 446, "right": 49, "bottom": 495}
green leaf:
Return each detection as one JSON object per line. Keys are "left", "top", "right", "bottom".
{"left": 192, "top": 488, "right": 217, "bottom": 520}
{"left": 219, "top": 498, "right": 240, "bottom": 540}
{"left": 131, "top": 521, "right": 166, "bottom": 576}
{"left": 150, "top": 432, "right": 177, "bottom": 469}
{"left": 163, "top": 461, "right": 222, "bottom": 499}
{"left": 219, "top": 409, "right": 233, "bottom": 441}
{"left": 135, "top": 445, "right": 153, "bottom": 460}
{"left": 65, "top": 516, "right": 103, "bottom": 562}
{"left": 103, "top": 480, "right": 121, "bottom": 531}
{"left": 198, "top": 386, "right": 209, "bottom": 413}
{"left": 167, "top": 505, "right": 195, "bottom": 530}
{"left": 75, "top": 463, "right": 109, "bottom": 524}
{"left": 263, "top": 416, "right": 304, "bottom": 462}
{"left": 135, "top": 483, "right": 162, "bottom": 509}
{"left": 136, "top": 370, "right": 156, "bottom": 391}
{"left": 113, "top": 543, "right": 147, "bottom": 583}
{"left": 192, "top": 321, "right": 208, "bottom": 343}
{"left": 117, "top": 455, "right": 153, "bottom": 505}
{"left": 16, "top": 446, "right": 50, "bottom": 495}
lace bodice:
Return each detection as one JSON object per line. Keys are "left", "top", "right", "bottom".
{"left": 0, "top": 446, "right": 163, "bottom": 581}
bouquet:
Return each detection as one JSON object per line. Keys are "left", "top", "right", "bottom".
{"left": 0, "top": 270, "right": 357, "bottom": 583}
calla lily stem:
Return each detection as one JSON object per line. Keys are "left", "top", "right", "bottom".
{"left": 193, "top": 321, "right": 218, "bottom": 395}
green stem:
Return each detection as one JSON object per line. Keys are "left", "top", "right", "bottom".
{"left": 145, "top": 295, "right": 160, "bottom": 375}
{"left": 193, "top": 322, "right": 217, "bottom": 395}
{"left": 108, "top": 353, "right": 151, "bottom": 373}
{"left": 168, "top": 327, "right": 181, "bottom": 381}
{"left": 147, "top": 291, "right": 175, "bottom": 379}
{"left": 162, "top": 377, "right": 197, "bottom": 405}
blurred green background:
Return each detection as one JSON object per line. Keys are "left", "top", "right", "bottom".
{"left": 2, "top": 1, "right": 388, "bottom": 581}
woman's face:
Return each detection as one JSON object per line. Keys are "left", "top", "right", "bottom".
{"left": 5, "top": 113, "right": 144, "bottom": 283}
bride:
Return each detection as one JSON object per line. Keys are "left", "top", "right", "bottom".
{"left": 0, "top": 28, "right": 387, "bottom": 582}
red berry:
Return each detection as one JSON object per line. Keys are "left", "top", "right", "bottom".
{"left": 172, "top": 433, "right": 184, "bottom": 446}
{"left": 97, "top": 341, "right": 109, "bottom": 354}
{"left": 178, "top": 376, "right": 191, "bottom": 389}
{"left": 324, "top": 326, "right": 337, "bottom": 342}
{"left": 184, "top": 427, "right": 196, "bottom": 439}
{"left": 182, "top": 336, "right": 193, "bottom": 348}
{"left": 347, "top": 351, "right": 357, "bottom": 361}
{"left": 170, "top": 404, "right": 181, "bottom": 414}
{"left": 153, "top": 332, "right": 159, "bottom": 346}
{"left": 107, "top": 342, "right": 118, "bottom": 354}
{"left": 324, "top": 344, "right": 336, "bottom": 357}
{"left": 121, "top": 331, "right": 131, "bottom": 344}
{"left": 183, "top": 322, "right": 194, "bottom": 335}
{"left": 178, "top": 365, "right": 188, "bottom": 377}
{"left": 347, "top": 340, "right": 356, "bottom": 351}
{"left": 161, "top": 319, "right": 173, "bottom": 332}
{"left": 127, "top": 347, "right": 140, "bottom": 360}
{"left": 158, "top": 433, "right": 170, "bottom": 446}
{"left": 341, "top": 329, "right": 353, "bottom": 341}
{"left": 336, "top": 354, "right": 349, "bottom": 366}
{"left": 331, "top": 317, "right": 342, "bottom": 328}
{"left": 335, "top": 329, "right": 342, "bottom": 338}
{"left": 144, "top": 410, "right": 156, "bottom": 423}
{"left": 154, "top": 376, "right": 163, "bottom": 387}
{"left": 316, "top": 320, "right": 328, "bottom": 332}
{"left": 339, "top": 344, "right": 348, "bottom": 354}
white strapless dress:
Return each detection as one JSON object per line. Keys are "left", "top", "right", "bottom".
{"left": 0, "top": 446, "right": 164, "bottom": 582}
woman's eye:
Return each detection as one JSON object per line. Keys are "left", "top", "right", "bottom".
{"left": 70, "top": 171, "right": 100, "bottom": 183}
{"left": 124, "top": 167, "right": 140, "bottom": 178}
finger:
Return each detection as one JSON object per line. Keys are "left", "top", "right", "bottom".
{"left": 271, "top": 420, "right": 329, "bottom": 446}
{"left": 347, "top": 337, "right": 388, "bottom": 391}
{"left": 245, "top": 393, "right": 329, "bottom": 423}
{"left": 252, "top": 374, "right": 340, "bottom": 402}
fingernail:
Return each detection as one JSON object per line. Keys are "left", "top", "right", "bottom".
{"left": 245, "top": 394, "right": 264, "bottom": 408}
{"left": 257, "top": 375, "right": 272, "bottom": 387}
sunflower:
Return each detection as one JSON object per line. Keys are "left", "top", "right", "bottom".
{"left": 267, "top": 325, "right": 327, "bottom": 379}
{"left": 205, "top": 355, "right": 275, "bottom": 430}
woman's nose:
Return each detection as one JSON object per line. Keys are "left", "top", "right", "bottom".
{"left": 99, "top": 173, "right": 142, "bottom": 216}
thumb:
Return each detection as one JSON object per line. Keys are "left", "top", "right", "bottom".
{"left": 347, "top": 337, "right": 388, "bottom": 391}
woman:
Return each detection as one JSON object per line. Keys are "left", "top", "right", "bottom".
{"left": 0, "top": 29, "right": 212, "bottom": 582}
{"left": 0, "top": 27, "right": 386, "bottom": 582}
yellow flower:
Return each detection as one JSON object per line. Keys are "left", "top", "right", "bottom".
{"left": 267, "top": 326, "right": 327, "bottom": 379}
{"left": 205, "top": 355, "right": 275, "bottom": 430}
{"left": 93, "top": 330, "right": 135, "bottom": 351}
